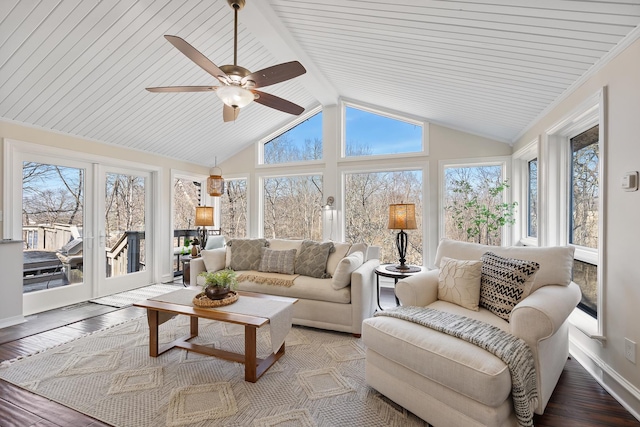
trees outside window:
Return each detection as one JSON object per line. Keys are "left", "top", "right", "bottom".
{"left": 263, "top": 112, "right": 322, "bottom": 164}
{"left": 173, "top": 178, "right": 200, "bottom": 231}
{"left": 345, "top": 170, "right": 423, "bottom": 265}
{"left": 263, "top": 175, "right": 323, "bottom": 240}
{"left": 443, "top": 164, "right": 515, "bottom": 246}
{"left": 527, "top": 159, "right": 538, "bottom": 238}
{"left": 221, "top": 179, "right": 247, "bottom": 238}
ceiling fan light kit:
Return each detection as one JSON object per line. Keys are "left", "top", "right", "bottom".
{"left": 146, "top": 0, "right": 306, "bottom": 122}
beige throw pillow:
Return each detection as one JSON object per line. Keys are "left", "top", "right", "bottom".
{"left": 438, "top": 257, "right": 483, "bottom": 311}
{"left": 201, "top": 248, "right": 227, "bottom": 272}
{"left": 331, "top": 251, "right": 364, "bottom": 290}
{"left": 326, "top": 242, "right": 352, "bottom": 276}
{"left": 259, "top": 248, "right": 297, "bottom": 275}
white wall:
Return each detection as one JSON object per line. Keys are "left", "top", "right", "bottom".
{"left": 513, "top": 38, "right": 640, "bottom": 417}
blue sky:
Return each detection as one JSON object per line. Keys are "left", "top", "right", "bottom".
{"left": 281, "top": 107, "right": 423, "bottom": 156}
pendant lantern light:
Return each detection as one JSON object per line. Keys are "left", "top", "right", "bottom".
{"left": 207, "top": 157, "right": 225, "bottom": 197}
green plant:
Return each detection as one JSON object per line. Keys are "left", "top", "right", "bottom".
{"left": 198, "top": 268, "right": 238, "bottom": 290}
{"left": 445, "top": 179, "right": 517, "bottom": 245}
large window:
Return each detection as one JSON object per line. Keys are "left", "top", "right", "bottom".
{"left": 344, "top": 170, "right": 423, "bottom": 265}
{"left": 221, "top": 179, "right": 247, "bottom": 238}
{"left": 344, "top": 105, "right": 423, "bottom": 157}
{"left": 263, "top": 112, "right": 322, "bottom": 164}
{"left": 443, "top": 163, "right": 512, "bottom": 246}
{"left": 570, "top": 125, "right": 599, "bottom": 317}
{"left": 263, "top": 175, "right": 323, "bottom": 240}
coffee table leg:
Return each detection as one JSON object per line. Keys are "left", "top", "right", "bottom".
{"left": 245, "top": 325, "right": 257, "bottom": 382}
{"left": 190, "top": 315, "right": 198, "bottom": 336}
{"left": 148, "top": 309, "right": 159, "bottom": 357}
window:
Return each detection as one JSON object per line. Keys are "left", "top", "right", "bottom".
{"left": 442, "top": 163, "right": 513, "bottom": 246}
{"left": 569, "top": 125, "right": 599, "bottom": 317}
{"left": 263, "top": 175, "right": 323, "bottom": 239}
{"left": 527, "top": 158, "right": 538, "bottom": 239}
{"left": 344, "top": 170, "right": 423, "bottom": 265}
{"left": 344, "top": 105, "right": 424, "bottom": 157}
{"left": 262, "top": 112, "right": 322, "bottom": 164}
{"left": 221, "top": 179, "right": 247, "bottom": 238}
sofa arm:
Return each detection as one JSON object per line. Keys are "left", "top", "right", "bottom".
{"left": 510, "top": 282, "right": 582, "bottom": 344}
{"left": 350, "top": 258, "right": 379, "bottom": 335}
{"left": 395, "top": 269, "right": 439, "bottom": 307}
{"left": 189, "top": 257, "right": 207, "bottom": 287}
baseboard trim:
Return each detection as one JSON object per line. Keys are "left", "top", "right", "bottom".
{"left": 570, "top": 338, "right": 640, "bottom": 422}
{"left": 0, "top": 315, "right": 25, "bottom": 329}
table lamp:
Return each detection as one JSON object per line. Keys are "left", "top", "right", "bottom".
{"left": 387, "top": 203, "right": 418, "bottom": 272}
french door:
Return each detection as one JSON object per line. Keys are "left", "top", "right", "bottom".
{"left": 9, "top": 141, "right": 155, "bottom": 314}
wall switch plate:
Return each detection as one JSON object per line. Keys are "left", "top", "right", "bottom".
{"left": 625, "top": 338, "right": 636, "bottom": 363}
{"left": 622, "top": 171, "right": 638, "bottom": 192}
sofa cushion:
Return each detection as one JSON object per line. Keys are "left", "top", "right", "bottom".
{"left": 332, "top": 251, "right": 364, "bottom": 290}
{"left": 268, "top": 239, "right": 304, "bottom": 254}
{"left": 480, "top": 252, "right": 540, "bottom": 321}
{"left": 438, "top": 257, "right": 482, "bottom": 311}
{"left": 348, "top": 242, "right": 368, "bottom": 259}
{"left": 227, "top": 238, "right": 268, "bottom": 271}
{"left": 237, "top": 273, "right": 351, "bottom": 304}
{"left": 362, "top": 300, "right": 512, "bottom": 408}
{"left": 201, "top": 248, "right": 226, "bottom": 272}
{"left": 326, "top": 242, "right": 352, "bottom": 276}
{"left": 434, "top": 238, "right": 574, "bottom": 293}
{"left": 295, "top": 240, "right": 335, "bottom": 278}
{"left": 259, "top": 248, "right": 297, "bottom": 275}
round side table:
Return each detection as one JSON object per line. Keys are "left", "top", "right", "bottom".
{"left": 374, "top": 264, "right": 424, "bottom": 310}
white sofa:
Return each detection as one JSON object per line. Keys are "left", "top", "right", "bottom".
{"left": 362, "top": 239, "right": 582, "bottom": 427}
{"left": 190, "top": 238, "right": 380, "bottom": 336}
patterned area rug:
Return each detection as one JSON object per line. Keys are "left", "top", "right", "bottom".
{"left": 0, "top": 316, "right": 428, "bottom": 427}
{"left": 90, "top": 284, "right": 182, "bottom": 308}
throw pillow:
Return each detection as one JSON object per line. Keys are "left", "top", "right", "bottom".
{"left": 480, "top": 252, "right": 540, "bottom": 321}
{"left": 331, "top": 251, "right": 364, "bottom": 290}
{"left": 326, "top": 242, "right": 352, "bottom": 276}
{"left": 227, "top": 238, "right": 268, "bottom": 271}
{"left": 437, "top": 257, "right": 482, "bottom": 311}
{"left": 295, "top": 240, "right": 335, "bottom": 278}
{"left": 259, "top": 248, "right": 297, "bottom": 275}
{"left": 204, "top": 235, "right": 225, "bottom": 250}
{"left": 348, "top": 242, "right": 368, "bottom": 259}
{"left": 201, "top": 248, "right": 226, "bottom": 273}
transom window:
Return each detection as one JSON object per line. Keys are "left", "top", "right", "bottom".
{"left": 262, "top": 112, "right": 322, "bottom": 165}
{"left": 344, "top": 105, "right": 423, "bottom": 157}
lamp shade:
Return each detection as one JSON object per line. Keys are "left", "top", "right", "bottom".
{"left": 388, "top": 204, "right": 417, "bottom": 230}
{"left": 216, "top": 85, "right": 254, "bottom": 109}
{"left": 207, "top": 166, "right": 225, "bottom": 197}
{"left": 195, "top": 206, "right": 214, "bottom": 227}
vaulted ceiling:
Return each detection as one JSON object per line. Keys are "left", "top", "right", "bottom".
{"left": 1, "top": 0, "right": 639, "bottom": 167}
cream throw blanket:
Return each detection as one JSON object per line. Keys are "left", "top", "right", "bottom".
{"left": 237, "top": 271, "right": 300, "bottom": 287}
{"left": 375, "top": 306, "right": 538, "bottom": 427}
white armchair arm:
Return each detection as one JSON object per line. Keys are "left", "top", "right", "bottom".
{"left": 395, "top": 269, "right": 439, "bottom": 307}
{"left": 189, "top": 257, "right": 207, "bottom": 287}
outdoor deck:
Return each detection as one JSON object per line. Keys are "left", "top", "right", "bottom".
{"left": 23, "top": 251, "right": 68, "bottom": 292}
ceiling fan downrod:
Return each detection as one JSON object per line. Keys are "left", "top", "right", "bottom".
{"left": 227, "top": 0, "right": 245, "bottom": 67}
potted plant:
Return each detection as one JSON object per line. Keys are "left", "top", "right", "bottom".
{"left": 198, "top": 269, "right": 238, "bottom": 300}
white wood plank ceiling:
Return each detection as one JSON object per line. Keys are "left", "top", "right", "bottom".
{"left": 1, "top": 0, "right": 639, "bottom": 166}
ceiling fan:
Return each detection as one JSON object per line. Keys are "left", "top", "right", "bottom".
{"left": 146, "top": 0, "right": 306, "bottom": 122}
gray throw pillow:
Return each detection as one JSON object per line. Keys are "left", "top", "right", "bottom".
{"left": 295, "top": 240, "right": 335, "bottom": 278}
{"left": 227, "top": 238, "right": 268, "bottom": 271}
{"left": 480, "top": 252, "right": 540, "bottom": 321}
{"left": 259, "top": 248, "right": 297, "bottom": 275}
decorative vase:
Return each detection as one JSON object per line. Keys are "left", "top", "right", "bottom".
{"left": 204, "top": 285, "right": 230, "bottom": 300}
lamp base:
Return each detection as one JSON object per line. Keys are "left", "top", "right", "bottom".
{"left": 385, "top": 265, "right": 421, "bottom": 273}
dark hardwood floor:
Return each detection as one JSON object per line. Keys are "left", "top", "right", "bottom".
{"left": 0, "top": 287, "right": 638, "bottom": 427}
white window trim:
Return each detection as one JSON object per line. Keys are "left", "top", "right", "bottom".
{"left": 438, "top": 156, "right": 513, "bottom": 245}
{"left": 544, "top": 88, "right": 605, "bottom": 336}
{"left": 512, "top": 139, "right": 539, "bottom": 246}
{"left": 340, "top": 98, "right": 429, "bottom": 160}
{"left": 256, "top": 105, "right": 323, "bottom": 167}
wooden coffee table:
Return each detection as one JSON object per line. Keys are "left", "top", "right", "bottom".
{"left": 134, "top": 290, "right": 297, "bottom": 382}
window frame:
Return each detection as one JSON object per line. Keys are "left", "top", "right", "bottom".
{"left": 256, "top": 106, "right": 324, "bottom": 167}
{"left": 340, "top": 99, "right": 429, "bottom": 161}
{"left": 544, "top": 88, "right": 605, "bottom": 332}
{"left": 512, "top": 139, "right": 539, "bottom": 246}
{"left": 439, "top": 157, "right": 512, "bottom": 245}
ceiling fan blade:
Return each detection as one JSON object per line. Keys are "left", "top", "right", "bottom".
{"left": 243, "top": 61, "right": 306, "bottom": 88}
{"left": 253, "top": 90, "right": 304, "bottom": 116}
{"left": 146, "top": 86, "right": 216, "bottom": 93}
{"left": 164, "top": 35, "right": 229, "bottom": 84}
{"left": 223, "top": 104, "right": 240, "bottom": 122}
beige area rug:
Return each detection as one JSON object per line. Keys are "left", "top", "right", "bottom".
{"left": 89, "top": 284, "right": 182, "bottom": 308}
{"left": 0, "top": 316, "right": 428, "bottom": 427}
